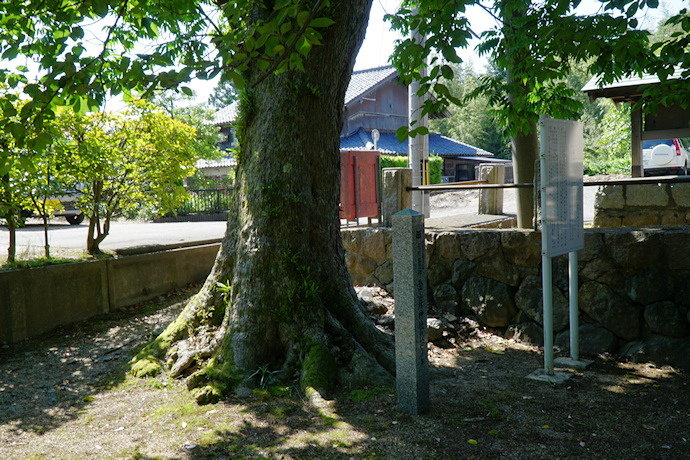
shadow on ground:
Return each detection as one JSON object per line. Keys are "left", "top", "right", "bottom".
{"left": 1, "top": 288, "right": 688, "bottom": 459}
{"left": 0, "top": 288, "right": 191, "bottom": 437}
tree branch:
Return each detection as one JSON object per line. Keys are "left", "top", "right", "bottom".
{"left": 251, "top": 0, "right": 327, "bottom": 87}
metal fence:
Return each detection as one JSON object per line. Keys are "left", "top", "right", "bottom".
{"left": 178, "top": 188, "right": 234, "bottom": 214}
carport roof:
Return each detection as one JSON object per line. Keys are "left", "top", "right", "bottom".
{"left": 581, "top": 68, "right": 684, "bottom": 102}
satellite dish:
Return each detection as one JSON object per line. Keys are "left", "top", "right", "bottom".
{"left": 371, "top": 129, "right": 380, "bottom": 150}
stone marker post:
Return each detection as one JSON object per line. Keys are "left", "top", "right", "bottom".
{"left": 392, "top": 208, "right": 429, "bottom": 414}
{"left": 478, "top": 164, "right": 505, "bottom": 215}
{"left": 383, "top": 168, "right": 412, "bottom": 227}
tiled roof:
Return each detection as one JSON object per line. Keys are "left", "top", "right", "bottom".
{"left": 340, "top": 127, "right": 494, "bottom": 157}
{"left": 214, "top": 101, "right": 239, "bottom": 126}
{"left": 344, "top": 65, "right": 398, "bottom": 106}
{"left": 196, "top": 157, "right": 237, "bottom": 169}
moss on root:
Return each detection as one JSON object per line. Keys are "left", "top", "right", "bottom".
{"left": 129, "top": 311, "right": 193, "bottom": 378}
{"left": 187, "top": 355, "right": 244, "bottom": 405}
{"left": 302, "top": 344, "right": 336, "bottom": 395}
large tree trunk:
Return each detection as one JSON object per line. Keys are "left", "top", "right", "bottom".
{"left": 132, "top": 0, "right": 395, "bottom": 404}
{"left": 511, "top": 124, "right": 538, "bottom": 229}
{"left": 503, "top": 0, "right": 538, "bottom": 229}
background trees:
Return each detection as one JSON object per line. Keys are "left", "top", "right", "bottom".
{"left": 54, "top": 101, "right": 198, "bottom": 254}
{"left": 390, "top": 0, "right": 659, "bottom": 227}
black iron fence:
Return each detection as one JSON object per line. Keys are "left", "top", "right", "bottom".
{"left": 178, "top": 188, "right": 234, "bottom": 214}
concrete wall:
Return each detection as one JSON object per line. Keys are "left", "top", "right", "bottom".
{"left": 595, "top": 182, "right": 690, "bottom": 227}
{"left": 343, "top": 226, "right": 690, "bottom": 368}
{"left": 0, "top": 243, "right": 220, "bottom": 345}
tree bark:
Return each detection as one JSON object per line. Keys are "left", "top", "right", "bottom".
{"left": 131, "top": 0, "right": 395, "bottom": 404}
{"left": 2, "top": 173, "right": 16, "bottom": 264}
{"left": 510, "top": 123, "right": 538, "bottom": 229}
{"left": 503, "top": 0, "right": 538, "bottom": 229}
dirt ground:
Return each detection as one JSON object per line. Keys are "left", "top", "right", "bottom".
{"left": 1, "top": 284, "right": 688, "bottom": 460}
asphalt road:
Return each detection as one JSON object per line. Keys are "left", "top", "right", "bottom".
{"left": 1, "top": 186, "right": 599, "bottom": 257}
{"left": 0, "top": 219, "right": 228, "bottom": 255}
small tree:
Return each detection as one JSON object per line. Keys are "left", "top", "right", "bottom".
{"left": 0, "top": 145, "right": 26, "bottom": 265}
{"left": 54, "top": 102, "right": 198, "bottom": 254}
{"left": 21, "top": 146, "right": 64, "bottom": 259}
{"left": 390, "top": 0, "right": 655, "bottom": 228}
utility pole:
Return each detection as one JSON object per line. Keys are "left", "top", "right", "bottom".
{"left": 408, "top": 4, "right": 430, "bottom": 217}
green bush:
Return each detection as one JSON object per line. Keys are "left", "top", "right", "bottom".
{"left": 380, "top": 154, "right": 443, "bottom": 184}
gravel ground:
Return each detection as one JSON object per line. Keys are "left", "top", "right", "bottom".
{"left": 1, "top": 284, "right": 688, "bottom": 459}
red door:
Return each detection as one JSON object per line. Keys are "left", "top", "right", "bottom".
{"left": 340, "top": 150, "right": 380, "bottom": 220}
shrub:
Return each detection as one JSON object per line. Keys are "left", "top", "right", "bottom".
{"left": 380, "top": 154, "right": 443, "bottom": 184}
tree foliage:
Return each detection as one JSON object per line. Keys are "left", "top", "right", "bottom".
{"left": 148, "top": 89, "right": 223, "bottom": 161}
{"left": 430, "top": 63, "right": 511, "bottom": 159}
{"left": 53, "top": 101, "right": 198, "bottom": 254}
{"left": 208, "top": 78, "right": 238, "bottom": 109}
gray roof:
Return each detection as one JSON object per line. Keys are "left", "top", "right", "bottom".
{"left": 581, "top": 68, "right": 685, "bottom": 101}
{"left": 344, "top": 65, "right": 398, "bottom": 106}
{"left": 214, "top": 101, "right": 239, "bottom": 126}
{"left": 213, "top": 66, "right": 400, "bottom": 126}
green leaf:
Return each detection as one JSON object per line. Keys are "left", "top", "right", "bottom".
{"left": 91, "top": 0, "right": 108, "bottom": 17}
{"left": 33, "top": 132, "right": 53, "bottom": 151}
{"left": 395, "top": 126, "right": 409, "bottom": 143}
{"left": 180, "top": 86, "right": 193, "bottom": 96}
{"left": 297, "top": 11, "right": 310, "bottom": 27}
{"left": 441, "top": 65, "right": 454, "bottom": 80}
{"left": 309, "top": 17, "right": 335, "bottom": 28}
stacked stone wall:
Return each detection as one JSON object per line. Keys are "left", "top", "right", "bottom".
{"left": 595, "top": 182, "right": 690, "bottom": 227}
{"left": 342, "top": 226, "right": 690, "bottom": 368}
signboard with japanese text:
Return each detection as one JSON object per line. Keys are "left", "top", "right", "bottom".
{"left": 539, "top": 116, "right": 584, "bottom": 257}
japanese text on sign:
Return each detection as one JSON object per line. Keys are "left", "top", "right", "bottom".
{"left": 539, "top": 116, "right": 584, "bottom": 257}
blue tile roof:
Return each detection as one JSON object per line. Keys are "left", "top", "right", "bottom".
{"left": 340, "top": 127, "right": 494, "bottom": 157}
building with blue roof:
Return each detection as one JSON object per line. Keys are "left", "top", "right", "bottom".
{"left": 215, "top": 65, "right": 506, "bottom": 181}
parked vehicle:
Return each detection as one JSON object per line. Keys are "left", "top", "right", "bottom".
{"left": 643, "top": 138, "right": 689, "bottom": 176}
{"left": 20, "top": 194, "right": 85, "bottom": 225}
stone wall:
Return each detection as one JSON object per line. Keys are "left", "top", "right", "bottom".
{"left": 342, "top": 226, "right": 690, "bottom": 368}
{"left": 594, "top": 182, "right": 690, "bottom": 227}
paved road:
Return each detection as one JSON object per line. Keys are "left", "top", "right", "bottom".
{"left": 1, "top": 186, "right": 599, "bottom": 257}
{"left": 0, "top": 219, "right": 228, "bottom": 254}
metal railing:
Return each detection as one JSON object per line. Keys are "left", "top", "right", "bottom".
{"left": 178, "top": 188, "right": 234, "bottom": 214}
{"left": 409, "top": 175, "right": 690, "bottom": 191}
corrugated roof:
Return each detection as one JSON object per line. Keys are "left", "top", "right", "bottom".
{"left": 582, "top": 68, "right": 684, "bottom": 94}
{"left": 344, "top": 65, "right": 398, "bottom": 106}
{"left": 340, "top": 127, "right": 494, "bottom": 157}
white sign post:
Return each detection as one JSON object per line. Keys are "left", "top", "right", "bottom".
{"left": 528, "top": 116, "right": 587, "bottom": 383}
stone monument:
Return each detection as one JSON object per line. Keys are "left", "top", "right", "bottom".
{"left": 392, "top": 208, "right": 429, "bottom": 414}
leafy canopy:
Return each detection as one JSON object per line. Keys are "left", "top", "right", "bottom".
{"left": 0, "top": 0, "right": 338, "bottom": 149}
{"left": 389, "top": 0, "right": 678, "bottom": 137}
